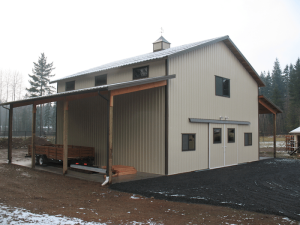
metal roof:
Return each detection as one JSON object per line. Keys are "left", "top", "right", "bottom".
{"left": 189, "top": 118, "right": 250, "bottom": 125}
{"left": 0, "top": 75, "right": 175, "bottom": 108}
{"left": 290, "top": 127, "right": 300, "bottom": 134}
{"left": 153, "top": 36, "right": 171, "bottom": 44}
{"left": 50, "top": 35, "right": 264, "bottom": 87}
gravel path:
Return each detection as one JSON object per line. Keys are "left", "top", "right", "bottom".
{"left": 111, "top": 159, "right": 300, "bottom": 221}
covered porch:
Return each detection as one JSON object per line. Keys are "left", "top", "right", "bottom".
{"left": 258, "top": 95, "right": 283, "bottom": 158}
{"left": 1, "top": 75, "right": 175, "bottom": 184}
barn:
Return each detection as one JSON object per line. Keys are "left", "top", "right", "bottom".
{"left": 1, "top": 35, "right": 281, "bottom": 184}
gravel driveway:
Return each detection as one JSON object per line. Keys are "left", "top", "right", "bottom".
{"left": 111, "top": 158, "right": 300, "bottom": 221}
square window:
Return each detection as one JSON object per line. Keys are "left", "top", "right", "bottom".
{"left": 133, "top": 66, "right": 149, "bottom": 80}
{"left": 95, "top": 74, "right": 107, "bottom": 86}
{"left": 182, "top": 134, "right": 195, "bottom": 151}
{"left": 213, "top": 128, "right": 222, "bottom": 144}
{"left": 245, "top": 133, "right": 252, "bottom": 146}
{"left": 65, "top": 81, "right": 75, "bottom": 91}
{"left": 215, "top": 76, "right": 230, "bottom": 97}
{"left": 228, "top": 128, "right": 235, "bottom": 143}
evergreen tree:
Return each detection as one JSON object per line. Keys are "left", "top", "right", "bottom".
{"left": 271, "top": 58, "right": 284, "bottom": 109}
{"left": 265, "top": 71, "right": 272, "bottom": 99}
{"left": 26, "top": 53, "right": 55, "bottom": 136}
{"left": 26, "top": 53, "right": 55, "bottom": 97}
{"left": 288, "top": 58, "right": 300, "bottom": 128}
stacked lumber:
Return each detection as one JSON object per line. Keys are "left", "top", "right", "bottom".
{"left": 102, "top": 165, "right": 137, "bottom": 176}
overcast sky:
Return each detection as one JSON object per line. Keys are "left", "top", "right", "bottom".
{"left": 0, "top": 0, "right": 299, "bottom": 91}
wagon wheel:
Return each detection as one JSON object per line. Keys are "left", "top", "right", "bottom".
{"left": 35, "top": 156, "right": 39, "bottom": 165}
{"left": 39, "top": 155, "right": 48, "bottom": 166}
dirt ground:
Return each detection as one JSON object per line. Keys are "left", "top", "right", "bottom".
{"left": 0, "top": 149, "right": 298, "bottom": 224}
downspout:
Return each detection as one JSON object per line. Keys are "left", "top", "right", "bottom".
{"left": 98, "top": 91, "right": 110, "bottom": 186}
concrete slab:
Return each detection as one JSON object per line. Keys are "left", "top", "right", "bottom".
{"left": 12, "top": 160, "right": 162, "bottom": 184}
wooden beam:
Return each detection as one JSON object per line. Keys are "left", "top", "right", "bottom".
{"left": 8, "top": 105, "right": 13, "bottom": 164}
{"left": 31, "top": 104, "right": 36, "bottom": 168}
{"left": 111, "top": 80, "right": 167, "bottom": 97}
{"left": 274, "top": 113, "right": 277, "bottom": 158}
{"left": 63, "top": 100, "right": 69, "bottom": 175}
{"left": 66, "top": 91, "right": 100, "bottom": 102}
{"left": 108, "top": 94, "right": 113, "bottom": 184}
{"left": 259, "top": 99, "right": 276, "bottom": 115}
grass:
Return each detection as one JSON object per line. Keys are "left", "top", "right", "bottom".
{"left": 260, "top": 135, "right": 286, "bottom": 142}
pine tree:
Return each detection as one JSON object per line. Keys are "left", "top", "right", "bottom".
{"left": 271, "top": 58, "right": 284, "bottom": 109}
{"left": 26, "top": 53, "right": 55, "bottom": 136}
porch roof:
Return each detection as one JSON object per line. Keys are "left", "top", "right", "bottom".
{"left": 0, "top": 75, "right": 175, "bottom": 108}
{"left": 258, "top": 95, "right": 282, "bottom": 114}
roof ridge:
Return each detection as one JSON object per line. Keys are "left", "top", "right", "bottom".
{"left": 50, "top": 35, "right": 228, "bottom": 83}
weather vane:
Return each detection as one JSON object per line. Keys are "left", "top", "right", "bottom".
{"left": 161, "top": 27, "right": 164, "bottom": 36}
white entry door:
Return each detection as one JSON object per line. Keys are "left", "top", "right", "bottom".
{"left": 210, "top": 124, "right": 238, "bottom": 169}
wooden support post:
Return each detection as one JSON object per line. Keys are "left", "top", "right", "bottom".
{"left": 108, "top": 94, "right": 113, "bottom": 184}
{"left": 31, "top": 104, "right": 36, "bottom": 168}
{"left": 8, "top": 105, "right": 13, "bottom": 164}
{"left": 273, "top": 113, "right": 277, "bottom": 158}
{"left": 63, "top": 100, "right": 69, "bottom": 175}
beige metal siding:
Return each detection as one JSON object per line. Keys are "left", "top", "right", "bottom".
{"left": 163, "top": 42, "right": 170, "bottom": 50}
{"left": 56, "top": 60, "right": 165, "bottom": 93}
{"left": 56, "top": 87, "right": 165, "bottom": 174}
{"left": 153, "top": 42, "right": 161, "bottom": 51}
{"left": 168, "top": 41, "right": 259, "bottom": 175}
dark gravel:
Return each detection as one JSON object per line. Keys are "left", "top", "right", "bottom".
{"left": 110, "top": 158, "right": 300, "bottom": 221}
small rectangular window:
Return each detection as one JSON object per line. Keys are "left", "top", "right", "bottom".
{"left": 213, "top": 128, "right": 222, "bottom": 144}
{"left": 133, "top": 66, "right": 149, "bottom": 80}
{"left": 95, "top": 74, "right": 107, "bottom": 86}
{"left": 182, "top": 134, "right": 195, "bottom": 151}
{"left": 215, "top": 76, "right": 230, "bottom": 97}
{"left": 245, "top": 133, "right": 252, "bottom": 146}
{"left": 228, "top": 128, "right": 235, "bottom": 143}
{"left": 65, "top": 81, "right": 75, "bottom": 91}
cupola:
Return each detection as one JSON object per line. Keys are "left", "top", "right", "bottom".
{"left": 153, "top": 36, "right": 171, "bottom": 52}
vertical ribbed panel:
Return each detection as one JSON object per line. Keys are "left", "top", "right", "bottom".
{"left": 168, "top": 41, "right": 258, "bottom": 175}
{"left": 56, "top": 87, "right": 165, "bottom": 174}
{"left": 56, "top": 60, "right": 165, "bottom": 92}
{"left": 113, "top": 87, "right": 165, "bottom": 174}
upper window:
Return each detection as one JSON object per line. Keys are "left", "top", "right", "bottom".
{"left": 95, "top": 74, "right": 107, "bottom": 86}
{"left": 244, "top": 133, "right": 252, "bottom": 146}
{"left": 65, "top": 81, "right": 75, "bottom": 91}
{"left": 133, "top": 66, "right": 149, "bottom": 80}
{"left": 228, "top": 128, "right": 235, "bottom": 143}
{"left": 215, "top": 76, "right": 230, "bottom": 97}
{"left": 182, "top": 134, "right": 195, "bottom": 151}
{"left": 213, "top": 128, "right": 222, "bottom": 144}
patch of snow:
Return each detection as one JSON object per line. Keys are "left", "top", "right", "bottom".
{"left": 170, "top": 194, "right": 185, "bottom": 197}
{"left": 0, "top": 203, "right": 105, "bottom": 224}
{"left": 190, "top": 196, "right": 207, "bottom": 200}
{"left": 130, "top": 195, "right": 140, "bottom": 199}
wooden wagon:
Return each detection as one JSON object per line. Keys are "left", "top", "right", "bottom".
{"left": 27, "top": 144, "right": 95, "bottom": 166}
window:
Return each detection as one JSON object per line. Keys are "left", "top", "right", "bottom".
{"left": 228, "top": 128, "right": 235, "bottom": 143}
{"left": 95, "top": 74, "right": 107, "bottom": 86}
{"left": 182, "top": 134, "right": 195, "bottom": 151}
{"left": 65, "top": 81, "right": 75, "bottom": 91}
{"left": 213, "top": 128, "right": 222, "bottom": 144}
{"left": 215, "top": 76, "right": 230, "bottom": 97}
{"left": 245, "top": 133, "right": 252, "bottom": 146}
{"left": 133, "top": 66, "right": 149, "bottom": 80}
